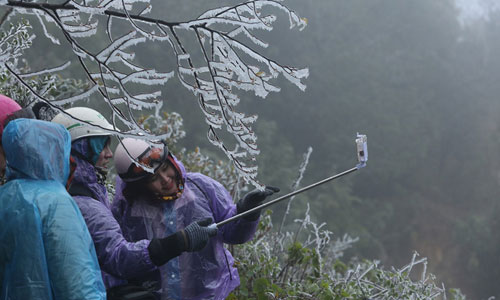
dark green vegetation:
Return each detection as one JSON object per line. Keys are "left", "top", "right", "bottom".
{"left": 3, "top": 0, "right": 500, "bottom": 298}
{"left": 161, "top": 1, "right": 500, "bottom": 298}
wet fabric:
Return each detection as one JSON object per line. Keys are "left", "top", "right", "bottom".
{"left": 0, "top": 119, "right": 106, "bottom": 300}
{"left": 112, "top": 155, "right": 259, "bottom": 300}
{"left": 69, "top": 138, "right": 156, "bottom": 289}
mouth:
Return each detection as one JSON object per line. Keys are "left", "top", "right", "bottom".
{"left": 165, "top": 180, "right": 179, "bottom": 193}
{"left": 164, "top": 179, "right": 174, "bottom": 190}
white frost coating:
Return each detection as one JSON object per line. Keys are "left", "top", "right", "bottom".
{"left": 139, "top": 4, "right": 152, "bottom": 16}
{"left": 177, "top": 53, "right": 191, "bottom": 61}
{"left": 124, "top": 15, "right": 169, "bottom": 42}
{"left": 107, "top": 15, "right": 114, "bottom": 42}
{"left": 36, "top": 13, "right": 60, "bottom": 45}
{"left": 59, "top": 11, "right": 99, "bottom": 38}
{"left": 279, "top": 65, "right": 309, "bottom": 91}
{"left": 91, "top": 71, "right": 126, "bottom": 81}
{"left": 227, "top": 27, "right": 244, "bottom": 38}
{"left": 19, "top": 61, "right": 71, "bottom": 78}
{"left": 262, "top": 81, "right": 280, "bottom": 93}
{"left": 58, "top": 10, "right": 81, "bottom": 23}
{"left": 4, "top": 0, "right": 309, "bottom": 189}
{"left": 70, "top": 2, "right": 108, "bottom": 14}
{"left": 71, "top": 41, "right": 89, "bottom": 60}
{"left": 96, "top": 31, "right": 138, "bottom": 61}
{"left": 104, "top": 86, "right": 121, "bottom": 95}
{"left": 110, "top": 97, "right": 126, "bottom": 105}
{"left": 119, "top": 57, "right": 145, "bottom": 72}
{"left": 201, "top": 103, "right": 222, "bottom": 112}
{"left": 65, "top": 25, "right": 98, "bottom": 38}
{"left": 240, "top": 27, "right": 269, "bottom": 48}
{"left": 51, "top": 85, "right": 100, "bottom": 105}
{"left": 106, "top": 50, "right": 136, "bottom": 64}
{"left": 241, "top": 115, "right": 258, "bottom": 124}
{"left": 178, "top": 66, "right": 195, "bottom": 76}
{"left": 131, "top": 91, "right": 162, "bottom": 100}
{"left": 122, "top": 70, "right": 174, "bottom": 85}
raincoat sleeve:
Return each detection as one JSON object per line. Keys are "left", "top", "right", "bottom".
{"left": 111, "top": 177, "right": 129, "bottom": 230}
{"left": 74, "top": 195, "right": 157, "bottom": 278}
{"left": 36, "top": 185, "right": 106, "bottom": 300}
{"left": 191, "top": 173, "right": 259, "bottom": 244}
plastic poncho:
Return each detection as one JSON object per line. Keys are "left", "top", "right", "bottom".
{"left": 112, "top": 155, "right": 259, "bottom": 300}
{"left": 0, "top": 119, "right": 106, "bottom": 300}
{"left": 69, "top": 138, "right": 156, "bottom": 289}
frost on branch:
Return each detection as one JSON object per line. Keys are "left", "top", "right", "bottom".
{"left": 3, "top": 0, "right": 308, "bottom": 187}
{"left": 0, "top": 20, "right": 33, "bottom": 69}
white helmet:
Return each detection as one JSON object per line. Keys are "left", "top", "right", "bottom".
{"left": 114, "top": 138, "right": 168, "bottom": 182}
{"left": 52, "top": 107, "right": 114, "bottom": 141}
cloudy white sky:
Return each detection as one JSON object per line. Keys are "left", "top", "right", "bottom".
{"left": 455, "top": 0, "right": 500, "bottom": 24}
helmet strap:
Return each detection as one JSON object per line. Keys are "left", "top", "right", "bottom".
{"left": 161, "top": 183, "right": 184, "bottom": 201}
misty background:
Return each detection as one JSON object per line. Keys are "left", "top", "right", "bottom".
{"left": 159, "top": 1, "right": 500, "bottom": 298}
{"left": 5, "top": 0, "right": 500, "bottom": 298}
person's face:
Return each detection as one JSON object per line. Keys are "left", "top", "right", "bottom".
{"left": 146, "top": 163, "right": 179, "bottom": 196}
{"left": 95, "top": 142, "right": 113, "bottom": 169}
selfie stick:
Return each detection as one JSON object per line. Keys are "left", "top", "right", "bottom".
{"left": 213, "top": 133, "right": 368, "bottom": 228}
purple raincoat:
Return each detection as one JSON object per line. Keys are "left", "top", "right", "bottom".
{"left": 112, "top": 155, "right": 258, "bottom": 300}
{"left": 70, "top": 138, "right": 157, "bottom": 289}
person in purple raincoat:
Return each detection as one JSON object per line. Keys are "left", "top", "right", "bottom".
{"left": 111, "top": 138, "right": 279, "bottom": 300}
{"left": 52, "top": 108, "right": 216, "bottom": 300}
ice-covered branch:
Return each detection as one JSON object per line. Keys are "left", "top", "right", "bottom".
{"left": 2, "top": 0, "right": 308, "bottom": 187}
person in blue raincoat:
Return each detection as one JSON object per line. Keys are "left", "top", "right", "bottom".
{"left": 52, "top": 107, "right": 217, "bottom": 299}
{"left": 0, "top": 118, "right": 106, "bottom": 300}
{"left": 111, "top": 138, "right": 279, "bottom": 300}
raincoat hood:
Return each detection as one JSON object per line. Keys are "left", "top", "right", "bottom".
{"left": 0, "top": 118, "right": 106, "bottom": 300}
{"left": 3, "top": 119, "right": 70, "bottom": 184}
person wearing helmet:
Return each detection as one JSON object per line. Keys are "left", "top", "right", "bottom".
{"left": 52, "top": 107, "right": 216, "bottom": 300}
{"left": 111, "top": 138, "right": 279, "bottom": 300}
{"left": 0, "top": 118, "right": 106, "bottom": 299}
{"left": 0, "top": 94, "right": 22, "bottom": 181}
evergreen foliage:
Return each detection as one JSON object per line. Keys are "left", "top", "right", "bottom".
{"left": 2, "top": 1, "right": 500, "bottom": 298}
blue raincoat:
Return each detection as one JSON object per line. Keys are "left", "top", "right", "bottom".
{"left": 112, "top": 155, "right": 259, "bottom": 300}
{"left": 0, "top": 119, "right": 106, "bottom": 300}
{"left": 69, "top": 138, "right": 157, "bottom": 289}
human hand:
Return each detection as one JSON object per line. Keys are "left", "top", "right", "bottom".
{"left": 183, "top": 218, "right": 218, "bottom": 252}
{"left": 237, "top": 186, "right": 280, "bottom": 221}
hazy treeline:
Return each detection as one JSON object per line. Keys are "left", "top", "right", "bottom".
{"left": 4, "top": 0, "right": 500, "bottom": 298}
{"left": 161, "top": 1, "right": 500, "bottom": 298}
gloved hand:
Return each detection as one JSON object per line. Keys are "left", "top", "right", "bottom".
{"left": 147, "top": 218, "right": 217, "bottom": 266}
{"left": 183, "top": 218, "right": 218, "bottom": 252}
{"left": 237, "top": 186, "right": 280, "bottom": 221}
{"left": 32, "top": 102, "right": 58, "bottom": 121}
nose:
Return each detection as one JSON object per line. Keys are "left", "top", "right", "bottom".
{"left": 159, "top": 172, "right": 171, "bottom": 184}
{"left": 104, "top": 146, "right": 113, "bottom": 159}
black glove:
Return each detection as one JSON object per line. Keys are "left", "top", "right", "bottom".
{"left": 183, "top": 218, "right": 218, "bottom": 252}
{"left": 237, "top": 186, "right": 280, "bottom": 221}
{"left": 32, "top": 102, "right": 58, "bottom": 121}
{"left": 147, "top": 218, "right": 217, "bottom": 266}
